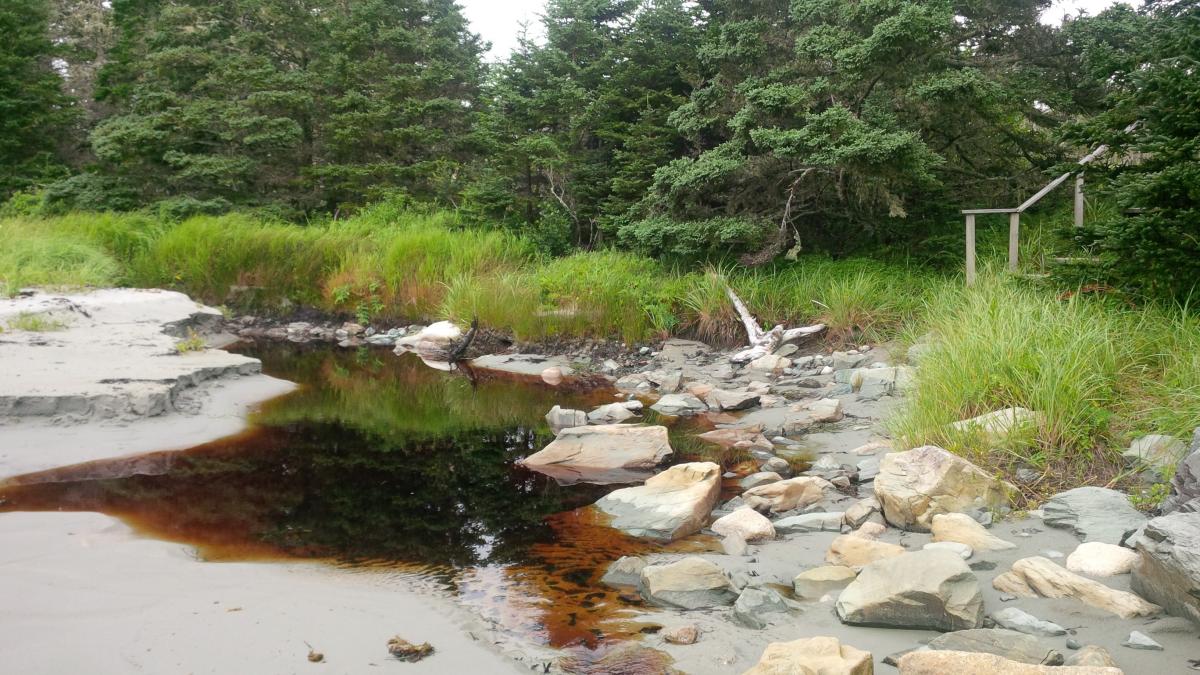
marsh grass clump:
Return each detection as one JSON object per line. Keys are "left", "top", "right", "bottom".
{"left": 5, "top": 311, "right": 69, "bottom": 332}
{"left": 0, "top": 222, "right": 121, "bottom": 295}
{"left": 890, "top": 274, "right": 1200, "bottom": 496}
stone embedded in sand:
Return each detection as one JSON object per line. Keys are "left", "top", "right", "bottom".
{"left": 739, "top": 471, "right": 782, "bottom": 490}
{"left": 1066, "top": 542, "right": 1138, "bottom": 577}
{"left": 662, "top": 625, "right": 699, "bottom": 645}
{"left": 793, "top": 565, "right": 857, "bottom": 599}
{"left": 825, "top": 534, "right": 906, "bottom": 570}
{"left": 927, "top": 628, "right": 1064, "bottom": 665}
{"left": 932, "top": 513, "right": 1017, "bottom": 551}
{"left": 704, "top": 389, "right": 761, "bottom": 412}
{"left": 951, "top": 407, "right": 1042, "bottom": 442}
{"left": 600, "top": 556, "right": 646, "bottom": 588}
{"left": 1065, "top": 646, "right": 1117, "bottom": 668}
{"left": 806, "top": 398, "right": 844, "bottom": 423}
{"left": 650, "top": 393, "right": 708, "bottom": 416}
{"left": 1131, "top": 512, "right": 1200, "bottom": 624}
{"left": 742, "top": 636, "right": 872, "bottom": 675}
{"left": 520, "top": 424, "right": 672, "bottom": 484}
{"left": 1042, "top": 487, "right": 1146, "bottom": 544}
{"left": 697, "top": 427, "right": 773, "bottom": 451}
{"left": 639, "top": 556, "right": 737, "bottom": 609}
{"left": 836, "top": 549, "right": 983, "bottom": 631}
{"left": 742, "top": 476, "right": 833, "bottom": 513}
{"left": 733, "top": 586, "right": 789, "bottom": 629}
{"left": 775, "top": 512, "right": 844, "bottom": 534}
{"left": 851, "top": 522, "right": 886, "bottom": 540}
{"left": 1121, "top": 631, "right": 1162, "bottom": 651}
{"left": 990, "top": 607, "right": 1067, "bottom": 637}
{"left": 594, "top": 462, "right": 722, "bottom": 541}
{"left": 586, "top": 402, "right": 637, "bottom": 424}
{"left": 749, "top": 354, "right": 791, "bottom": 374}
{"left": 897, "top": 650, "right": 1122, "bottom": 674}
{"left": 992, "top": 556, "right": 1161, "bottom": 619}
{"left": 874, "top": 445, "right": 1014, "bottom": 532}
{"left": 712, "top": 507, "right": 776, "bottom": 542}
{"left": 924, "top": 541, "right": 973, "bottom": 559}
{"left": 844, "top": 497, "right": 882, "bottom": 528}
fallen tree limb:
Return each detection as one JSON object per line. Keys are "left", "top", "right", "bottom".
{"left": 725, "top": 285, "right": 824, "bottom": 363}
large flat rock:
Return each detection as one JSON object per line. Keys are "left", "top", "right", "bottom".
{"left": 518, "top": 424, "right": 672, "bottom": 485}
{"left": 0, "top": 289, "right": 264, "bottom": 420}
{"left": 594, "top": 461, "right": 721, "bottom": 541}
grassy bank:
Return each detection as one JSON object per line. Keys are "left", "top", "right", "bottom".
{"left": 3, "top": 206, "right": 1197, "bottom": 499}
{"left": 0, "top": 206, "right": 936, "bottom": 344}
{"left": 892, "top": 277, "right": 1200, "bottom": 497}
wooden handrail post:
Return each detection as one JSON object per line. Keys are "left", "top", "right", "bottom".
{"left": 1074, "top": 174, "right": 1085, "bottom": 228}
{"left": 965, "top": 213, "right": 976, "bottom": 286}
{"left": 1008, "top": 212, "right": 1020, "bottom": 272}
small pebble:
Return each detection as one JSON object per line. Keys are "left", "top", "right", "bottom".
{"left": 1066, "top": 639, "right": 1081, "bottom": 650}
{"left": 1042, "top": 549, "right": 1065, "bottom": 559}
{"left": 1000, "top": 594, "right": 1017, "bottom": 602}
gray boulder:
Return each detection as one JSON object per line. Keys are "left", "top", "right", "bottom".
{"left": 990, "top": 607, "right": 1067, "bottom": 637}
{"left": 1042, "top": 486, "right": 1146, "bottom": 544}
{"left": 1161, "top": 428, "right": 1200, "bottom": 514}
{"left": 594, "top": 461, "right": 722, "bottom": 541}
{"left": 704, "top": 389, "right": 761, "bottom": 412}
{"left": 639, "top": 556, "right": 738, "bottom": 609}
{"left": 600, "top": 556, "right": 645, "bottom": 588}
{"left": 1131, "top": 511, "right": 1200, "bottom": 625}
{"left": 774, "top": 511, "right": 844, "bottom": 534}
{"left": 650, "top": 393, "right": 707, "bottom": 416}
{"left": 739, "top": 471, "right": 782, "bottom": 490}
{"left": 519, "top": 424, "right": 672, "bottom": 485}
{"left": 586, "top": 402, "right": 637, "bottom": 424}
{"left": 927, "top": 629, "right": 1064, "bottom": 665}
{"left": 1123, "top": 434, "right": 1187, "bottom": 472}
{"left": 835, "top": 549, "right": 984, "bottom": 631}
{"left": 733, "top": 586, "right": 790, "bottom": 629}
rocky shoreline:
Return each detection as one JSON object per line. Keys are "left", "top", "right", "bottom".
{"left": 4, "top": 289, "right": 1199, "bottom": 674}
{"left": 462, "top": 327, "right": 1200, "bottom": 673}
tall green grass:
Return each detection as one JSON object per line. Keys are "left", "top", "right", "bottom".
{"left": 0, "top": 221, "right": 121, "bottom": 295}
{"left": 891, "top": 274, "right": 1200, "bottom": 492}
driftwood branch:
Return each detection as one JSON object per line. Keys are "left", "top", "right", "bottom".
{"left": 448, "top": 317, "right": 479, "bottom": 363}
{"left": 725, "top": 284, "right": 824, "bottom": 363}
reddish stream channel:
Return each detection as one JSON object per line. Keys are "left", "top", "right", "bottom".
{"left": 0, "top": 342, "right": 724, "bottom": 662}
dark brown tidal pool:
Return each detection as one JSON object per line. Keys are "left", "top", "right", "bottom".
{"left": 0, "top": 342, "right": 715, "bottom": 655}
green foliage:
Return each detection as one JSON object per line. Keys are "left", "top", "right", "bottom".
{"left": 470, "top": 0, "right": 701, "bottom": 246}
{"left": 617, "top": 216, "right": 768, "bottom": 263}
{"left": 643, "top": 0, "right": 1073, "bottom": 254}
{"left": 5, "top": 311, "right": 69, "bottom": 332}
{"left": 891, "top": 274, "right": 1200, "bottom": 488}
{"left": 174, "top": 328, "right": 206, "bottom": 353}
{"left": 1066, "top": 1, "right": 1200, "bottom": 302}
{"left": 90, "top": 0, "right": 485, "bottom": 213}
{"left": 0, "top": 0, "right": 75, "bottom": 199}
{"left": 0, "top": 219, "right": 121, "bottom": 295}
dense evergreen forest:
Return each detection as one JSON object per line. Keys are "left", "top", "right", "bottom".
{"left": 1, "top": 0, "right": 1197, "bottom": 298}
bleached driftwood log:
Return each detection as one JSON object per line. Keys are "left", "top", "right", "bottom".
{"left": 726, "top": 285, "right": 824, "bottom": 363}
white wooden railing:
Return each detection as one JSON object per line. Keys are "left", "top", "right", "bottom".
{"left": 962, "top": 140, "right": 1116, "bottom": 285}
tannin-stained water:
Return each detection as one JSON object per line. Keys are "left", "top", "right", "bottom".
{"left": 0, "top": 342, "right": 717, "bottom": 654}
